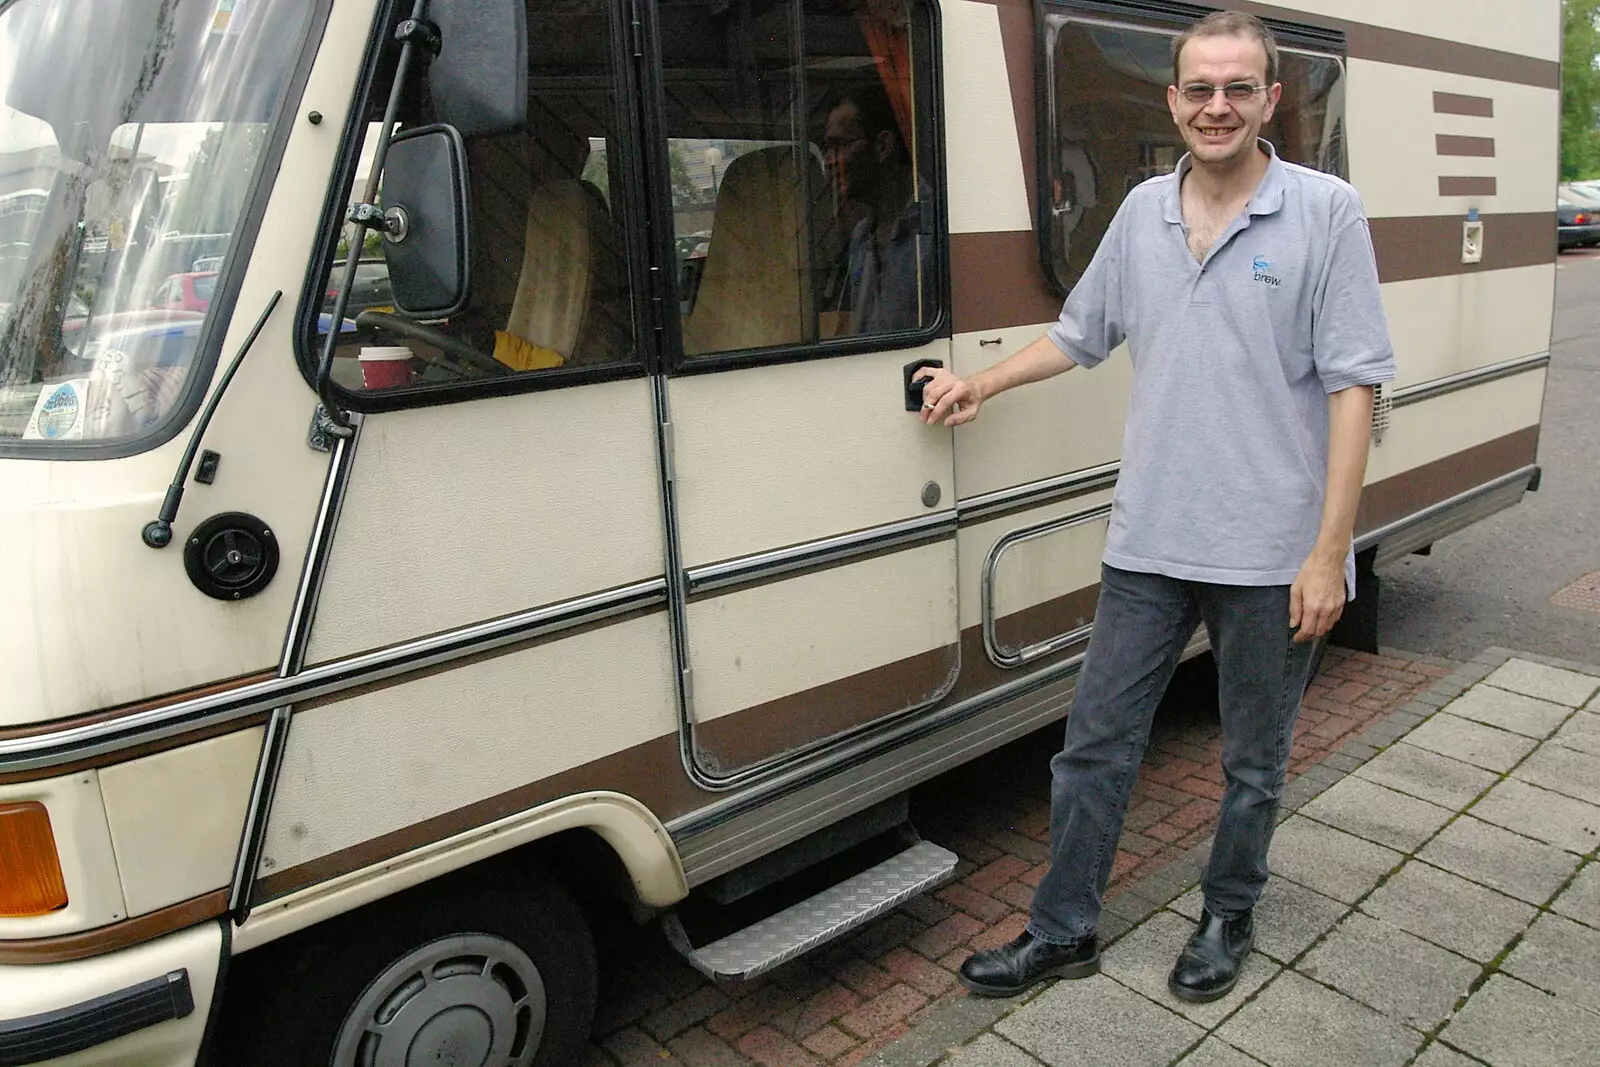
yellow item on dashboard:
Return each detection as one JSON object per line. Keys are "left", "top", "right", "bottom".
{"left": 493, "top": 331, "right": 566, "bottom": 372}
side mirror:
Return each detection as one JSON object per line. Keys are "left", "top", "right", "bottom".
{"left": 381, "top": 124, "right": 472, "bottom": 318}
{"left": 430, "top": 0, "right": 528, "bottom": 138}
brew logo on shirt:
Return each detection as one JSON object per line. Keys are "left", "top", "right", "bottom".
{"left": 1251, "top": 255, "right": 1282, "bottom": 288}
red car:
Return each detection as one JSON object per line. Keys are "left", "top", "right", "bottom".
{"left": 152, "top": 271, "right": 219, "bottom": 312}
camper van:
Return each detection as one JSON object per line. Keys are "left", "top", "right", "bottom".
{"left": 0, "top": 0, "right": 1554, "bottom": 1062}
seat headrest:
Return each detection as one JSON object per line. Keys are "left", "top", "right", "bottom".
{"left": 681, "top": 146, "right": 816, "bottom": 356}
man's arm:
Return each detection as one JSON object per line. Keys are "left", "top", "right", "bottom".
{"left": 917, "top": 334, "right": 1077, "bottom": 426}
{"left": 1291, "top": 385, "right": 1375, "bottom": 642}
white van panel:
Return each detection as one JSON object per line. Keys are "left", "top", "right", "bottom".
{"left": 1367, "top": 367, "right": 1546, "bottom": 484}
{"left": 1382, "top": 265, "right": 1555, "bottom": 390}
{"left": 263, "top": 612, "right": 677, "bottom": 875}
{"left": 306, "top": 377, "right": 663, "bottom": 663}
{"left": 99, "top": 728, "right": 263, "bottom": 917}
{"left": 942, "top": 0, "right": 1033, "bottom": 235}
{"left": 687, "top": 539, "right": 958, "bottom": 725}
{"left": 1347, "top": 60, "right": 1557, "bottom": 219}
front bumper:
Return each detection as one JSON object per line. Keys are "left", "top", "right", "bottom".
{"left": 0, "top": 923, "right": 220, "bottom": 1067}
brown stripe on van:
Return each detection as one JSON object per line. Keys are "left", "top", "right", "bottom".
{"left": 950, "top": 231, "right": 1063, "bottom": 333}
{"left": 1438, "top": 176, "right": 1498, "bottom": 197}
{"left": 0, "top": 889, "right": 228, "bottom": 965}
{"left": 1434, "top": 92, "right": 1495, "bottom": 118}
{"left": 1436, "top": 134, "right": 1495, "bottom": 158}
{"left": 1232, "top": 2, "right": 1558, "bottom": 89}
{"left": 1356, "top": 427, "right": 1540, "bottom": 535}
{"left": 0, "top": 712, "right": 271, "bottom": 786}
{"left": 947, "top": 585, "right": 1100, "bottom": 703}
{"left": 253, "top": 732, "right": 708, "bottom": 903}
{"left": 0, "top": 669, "right": 276, "bottom": 743}
{"left": 1368, "top": 212, "right": 1552, "bottom": 283}
{"left": 695, "top": 645, "right": 960, "bottom": 771}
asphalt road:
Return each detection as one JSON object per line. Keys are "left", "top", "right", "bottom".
{"left": 1378, "top": 248, "right": 1600, "bottom": 663}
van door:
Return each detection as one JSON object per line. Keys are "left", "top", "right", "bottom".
{"left": 250, "top": 0, "right": 687, "bottom": 899}
{"left": 647, "top": 0, "right": 958, "bottom": 785}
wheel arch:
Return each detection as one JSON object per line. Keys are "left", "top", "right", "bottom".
{"left": 232, "top": 789, "right": 688, "bottom": 955}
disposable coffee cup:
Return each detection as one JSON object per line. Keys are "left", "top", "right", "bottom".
{"left": 359, "top": 346, "right": 413, "bottom": 389}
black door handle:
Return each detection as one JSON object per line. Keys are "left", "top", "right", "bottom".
{"left": 903, "top": 358, "right": 944, "bottom": 411}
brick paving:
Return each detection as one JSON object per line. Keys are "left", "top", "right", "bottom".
{"left": 866, "top": 649, "right": 1600, "bottom": 1067}
{"left": 583, "top": 648, "right": 1453, "bottom": 1066}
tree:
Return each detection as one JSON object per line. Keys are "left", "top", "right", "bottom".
{"left": 1562, "top": 0, "right": 1600, "bottom": 179}
{"left": 169, "top": 124, "right": 270, "bottom": 235}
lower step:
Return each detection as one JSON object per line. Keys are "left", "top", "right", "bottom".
{"left": 664, "top": 840, "right": 959, "bottom": 981}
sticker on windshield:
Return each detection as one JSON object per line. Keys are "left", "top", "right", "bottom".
{"left": 211, "top": 0, "right": 249, "bottom": 36}
{"left": 24, "top": 381, "right": 88, "bottom": 441}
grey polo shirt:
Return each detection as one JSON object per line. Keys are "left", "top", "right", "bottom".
{"left": 1048, "top": 141, "right": 1395, "bottom": 594}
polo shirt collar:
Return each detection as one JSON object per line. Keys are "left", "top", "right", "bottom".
{"left": 1161, "top": 138, "right": 1286, "bottom": 225}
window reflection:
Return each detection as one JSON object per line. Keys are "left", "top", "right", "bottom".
{"left": 1042, "top": 17, "right": 1345, "bottom": 293}
{"left": 0, "top": 0, "right": 311, "bottom": 447}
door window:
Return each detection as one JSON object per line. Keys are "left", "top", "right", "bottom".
{"left": 312, "top": 3, "right": 640, "bottom": 395}
{"left": 658, "top": 0, "right": 942, "bottom": 360}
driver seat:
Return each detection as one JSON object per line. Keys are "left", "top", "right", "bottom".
{"left": 501, "top": 177, "right": 629, "bottom": 367}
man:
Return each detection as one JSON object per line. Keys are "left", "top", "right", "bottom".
{"left": 821, "top": 83, "right": 932, "bottom": 334}
{"left": 917, "top": 11, "right": 1393, "bottom": 1003}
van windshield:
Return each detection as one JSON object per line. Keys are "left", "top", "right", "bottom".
{"left": 0, "top": 0, "right": 312, "bottom": 449}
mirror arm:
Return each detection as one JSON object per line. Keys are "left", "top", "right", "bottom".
{"left": 313, "top": 0, "right": 435, "bottom": 433}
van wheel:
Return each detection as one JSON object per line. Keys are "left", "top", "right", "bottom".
{"left": 218, "top": 865, "right": 596, "bottom": 1067}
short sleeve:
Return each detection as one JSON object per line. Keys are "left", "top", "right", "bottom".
{"left": 1047, "top": 205, "right": 1127, "bottom": 369}
{"left": 1312, "top": 214, "right": 1396, "bottom": 393}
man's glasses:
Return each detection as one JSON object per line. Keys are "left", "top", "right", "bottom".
{"left": 1179, "top": 82, "right": 1269, "bottom": 104}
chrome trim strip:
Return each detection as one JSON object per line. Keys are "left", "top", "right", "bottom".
{"left": 956, "top": 461, "right": 1119, "bottom": 523}
{"left": 684, "top": 512, "right": 958, "bottom": 595}
{"left": 1391, "top": 353, "right": 1549, "bottom": 409}
{"left": 1356, "top": 465, "right": 1538, "bottom": 554}
{"left": 650, "top": 378, "right": 703, "bottom": 805}
{"left": 229, "top": 414, "right": 363, "bottom": 921}
{"left": 0, "top": 578, "right": 668, "bottom": 774}
{"left": 981, "top": 503, "right": 1113, "bottom": 669}
{"left": 229, "top": 705, "right": 293, "bottom": 918}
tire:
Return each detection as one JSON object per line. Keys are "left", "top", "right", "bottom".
{"left": 215, "top": 862, "right": 597, "bottom": 1067}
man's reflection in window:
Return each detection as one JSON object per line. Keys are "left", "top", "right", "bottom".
{"left": 820, "top": 83, "right": 931, "bottom": 335}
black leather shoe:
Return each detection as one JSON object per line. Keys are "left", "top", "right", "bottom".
{"left": 1168, "top": 909, "right": 1253, "bottom": 1002}
{"left": 958, "top": 929, "right": 1100, "bottom": 997}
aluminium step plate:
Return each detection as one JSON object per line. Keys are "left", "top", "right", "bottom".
{"left": 678, "top": 840, "right": 958, "bottom": 981}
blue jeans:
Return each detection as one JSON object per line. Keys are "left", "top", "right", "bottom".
{"left": 1028, "top": 564, "right": 1317, "bottom": 943}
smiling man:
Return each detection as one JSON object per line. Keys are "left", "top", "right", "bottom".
{"left": 916, "top": 11, "right": 1394, "bottom": 1002}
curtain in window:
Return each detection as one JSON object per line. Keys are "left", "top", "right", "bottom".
{"left": 852, "top": 0, "right": 913, "bottom": 151}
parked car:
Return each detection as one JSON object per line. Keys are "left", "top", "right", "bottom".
{"left": 1557, "top": 188, "right": 1600, "bottom": 250}
{"left": 152, "top": 271, "right": 219, "bottom": 312}
{"left": 1563, "top": 179, "right": 1600, "bottom": 201}
{"left": 325, "top": 259, "right": 393, "bottom": 317}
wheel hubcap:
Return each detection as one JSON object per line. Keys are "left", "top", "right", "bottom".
{"left": 332, "top": 934, "right": 547, "bottom": 1067}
